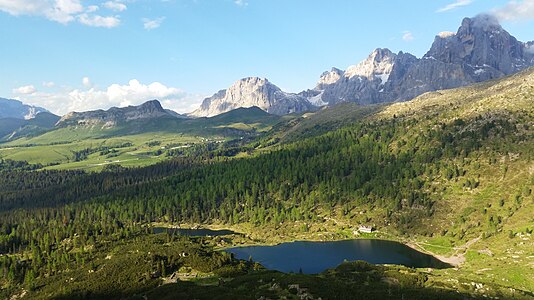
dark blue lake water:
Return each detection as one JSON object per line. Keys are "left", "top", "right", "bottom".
{"left": 152, "top": 227, "right": 236, "bottom": 236}
{"left": 226, "top": 239, "right": 450, "bottom": 274}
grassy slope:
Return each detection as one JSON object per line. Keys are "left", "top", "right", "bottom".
{"left": 0, "top": 131, "right": 199, "bottom": 169}
{"left": 0, "top": 107, "right": 285, "bottom": 170}
{"left": 0, "top": 112, "right": 60, "bottom": 141}
{"left": 368, "top": 69, "right": 534, "bottom": 292}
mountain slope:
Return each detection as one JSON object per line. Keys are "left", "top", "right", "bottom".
{"left": 190, "top": 77, "right": 315, "bottom": 117}
{"left": 0, "top": 112, "right": 60, "bottom": 141}
{"left": 56, "top": 100, "right": 176, "bottom": 128}
{"left": 308, "top": 14, "right": 534, "bottom": 106}
{"left": 0, "top": 98, "right": 49, "bottom": 120}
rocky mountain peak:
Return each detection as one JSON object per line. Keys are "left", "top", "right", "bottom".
{"left": 437, "top": 31, "right": 456, "bottom": 39}
{"left": 135, "top": 99, "right": 165, "bottom": 113}
{"left": 190, "top": 77, "right": 314, "bottom": 117}
{"left": 461, "top": 14, "right": 502, "bottom": 33}
{"left": 317, "top": 68, "right": 344, "bottom": 89}
{"left": 345, "top": 48, "right": 396, "bottom": 83}
{"left": 424, "top": 14, "right": 528, "bottom": 75}
{"left": 224, "top": 77, "right": 280, "bottom": 107}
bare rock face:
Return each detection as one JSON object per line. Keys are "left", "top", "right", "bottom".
{"left": 316, "top": 68, "right": 344, "bottom": 90}
{"left": 309, "top": 14, "right": 534, "bottom": 106}
{"left": 190, "top": 77, "right": 314, "bottom": 117}
{"left": 57, "top": 100, "right": 174, "bottom": 128}
{"left": 319, "top": 49, "right": 401, "bottom": 105}
{"left": 525, "top": 41, "right": 534, "bottom": 64}
{"left": 344, "top": 48, "right": 396, "bottom": 80}
{"left": 426, "top": 14, "right": 529, "bottom": 77}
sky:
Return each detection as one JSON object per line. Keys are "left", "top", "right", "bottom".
{"left": 1, "top": 0, "right": 534, "bottom": 115}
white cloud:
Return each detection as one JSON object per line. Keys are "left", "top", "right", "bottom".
{"left": 82, "top": 77, "right": 92, "bottom": 88}
{"left": 0, "top": 0, "right": 49, "bottom": 16}
{"left": 0, "top": 0, "right": 120, "bottom": 27}
{"left": 0, "top": 0, "right": 83, "bottom": 24}
{"left": 13, "top": 85, "right": 37, "bottom": 95}
{"left": 234, "top": 0, "right": 248, "bottom": 7}
{"left": 86, "top": 5, "right": 99, "bottom": 13}
{"left": 78, "top": 13, "right": 120, "bottom": 28}
{"left": 43, "top": 81, "right": 55, "bottom": 88}
{"left": 12, "top": 79, "right": 203, "bottom": 115}
{"left": 45, "top": 0, "right": 84, "bottom": 23}
{"left": 402, "top": 31, "right": 414, "bottom": 42}
{"left": 437, "top": 0, "right": 473, "bottom": 12}
{"left": 493, "top": 0, "right": 534, "bottom": 21}
{"left": 103, "top": 1, "right": 127, "bottom": 12}
{"left": 527, "top": 44, "right": 534, "bottom": 53}
{"left": 142, "top": 17, "right": 165, "bottom": 30}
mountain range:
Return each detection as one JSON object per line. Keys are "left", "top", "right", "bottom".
{"left": 194, "top": 14, "right": 534, "bottom": 116}
{"left": 0, "top": 14, "right": 533, "bottom": 137}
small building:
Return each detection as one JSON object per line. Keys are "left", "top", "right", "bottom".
{"left": 358, "top": 225, "right": 374, "bottom": 233}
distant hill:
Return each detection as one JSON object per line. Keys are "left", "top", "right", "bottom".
{"left": 0, "top": 112, "right": 60, "bottom": 142}
{"left": 56, "top": 100, "right": 177, "bottom": 128}
{"left": 0, "top": 103, "right": 285, "bottom": 147}
{"left": 0, "top": 98, "right": 49, "bottom": 120}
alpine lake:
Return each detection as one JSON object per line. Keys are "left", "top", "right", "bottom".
{"left": 153, "top": 227, "right": 450, "bottom": 274}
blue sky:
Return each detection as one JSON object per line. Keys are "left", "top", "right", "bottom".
{"left": 1, "top": 0, "right": 533, "bottom": 114}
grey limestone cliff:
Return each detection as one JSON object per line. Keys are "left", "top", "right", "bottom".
{"left": 190, "top": 77, "right": 314, "bottom": 117}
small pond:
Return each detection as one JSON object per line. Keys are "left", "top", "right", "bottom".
{"left": 226, "top": 239, "right": 450, "bottom": 274}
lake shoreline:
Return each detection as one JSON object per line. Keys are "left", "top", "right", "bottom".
{"left": 404, "top": 241, "right": 463, "bottom": 267}
{"left": 151, "top": 222, "right": 454, "bottom": 269}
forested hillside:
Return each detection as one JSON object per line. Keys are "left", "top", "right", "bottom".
{"left": 0, "top": 69, "right": 533, "bottom": 299}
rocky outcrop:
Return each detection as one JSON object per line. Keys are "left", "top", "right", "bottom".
{"left": 309, "top": 14, "right": 534, "bottom": 106}
{"left": 0, "top": 98, "right": 48, "bottom": 120}
{"left": 525, "top": 41, "right": 534, "bottom": 64}
{"left": 56, "top": 100, "right": 175, "bottom": 128}
{"left": 190, "top": 77, "right": 314, "bottom": 117}
{"left": 316, "top": 68, "right": 344, "bottom": 90}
